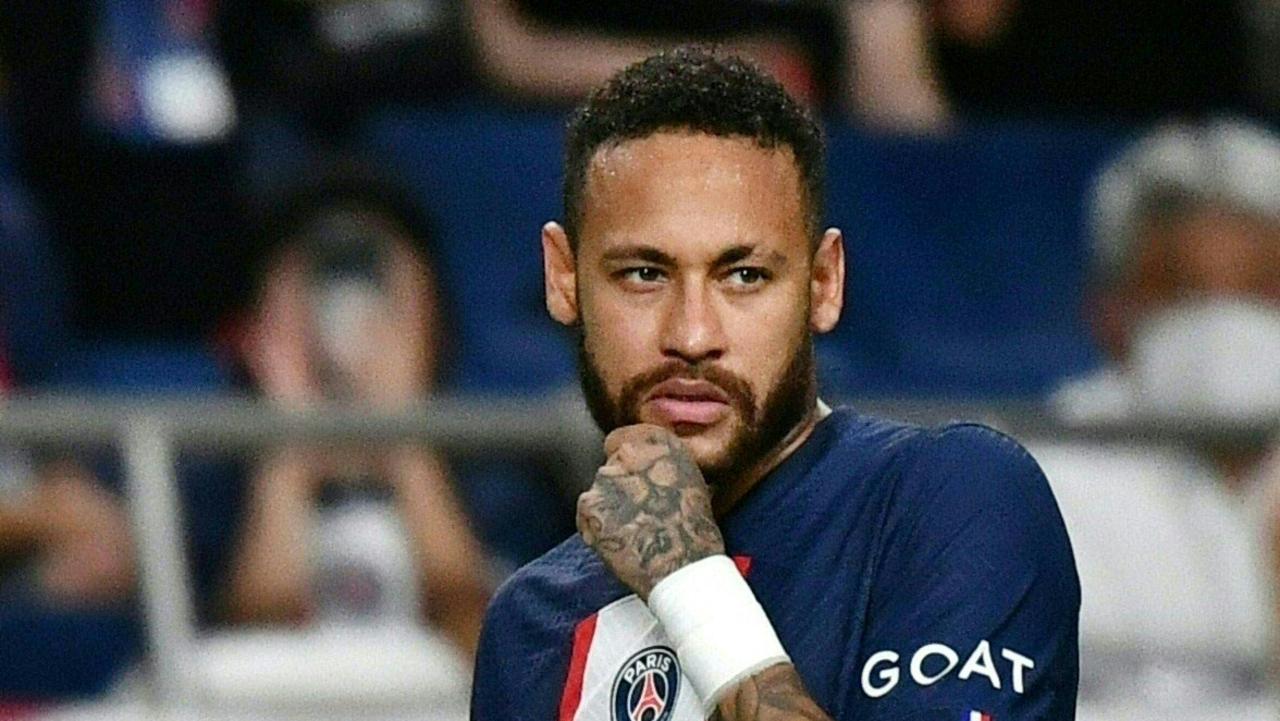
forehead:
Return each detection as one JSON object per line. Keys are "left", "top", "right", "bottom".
{"left": 578, "top": 132, "right": 808, "bottom": 255}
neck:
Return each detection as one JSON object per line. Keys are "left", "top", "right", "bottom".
{"left": 711, "top": 399, "right": 832, "bottom": 517}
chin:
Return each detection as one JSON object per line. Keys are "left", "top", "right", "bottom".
{"left": 633, "top": 408, "right": 743, "bottom": 474}
{"left": 674, "top": 429, "right": 735, "bottom": 470}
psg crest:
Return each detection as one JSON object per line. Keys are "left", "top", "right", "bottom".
{"left": 611, "top": 646, "right": 681, "bottom": 721}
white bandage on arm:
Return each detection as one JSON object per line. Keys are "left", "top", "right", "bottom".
{"left": 647, "top": 555, "right": 791, "bottom": 715}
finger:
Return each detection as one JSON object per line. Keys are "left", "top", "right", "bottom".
{"left": 600, "top": 467, "right": 649, "bottom": 504}
{"left": 603, "top": 423, "right": 669, "bottom": 457}
{"left": 575, "top": 491, "right": 600, "bottom": 542}
{"left": 596, "top": 461, "right": 628, "bottom": 478}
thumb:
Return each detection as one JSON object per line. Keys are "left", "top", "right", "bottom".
{"left": 603, "top": 423, "right": 669, "bottom": 457}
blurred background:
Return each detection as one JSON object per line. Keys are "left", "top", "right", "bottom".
{"left": 0, "top": 0, "right": 1278, "bottom": 719}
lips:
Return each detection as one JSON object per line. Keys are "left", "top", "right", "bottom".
{"left": 643, "top": 378, "right": 732, "bottom": 427}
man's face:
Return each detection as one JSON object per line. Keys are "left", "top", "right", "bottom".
{"left": 244, "top": 230, "right": 439, "bottom": 405}
{"left": 543, "top": 132, "right": 844, "bottom": 483}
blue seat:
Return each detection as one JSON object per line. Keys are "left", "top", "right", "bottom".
{"left": 362, "top": 108, "right": 585, "bottom": 566}
{"left": 364, "top": 107, "right": 1127, "bottom": 399}
{"left": 819, "top": 120, "right": 1129, "bottom": 398}
{"left": 0, "top": 121, "right": 76, "bottom": 388}
{"left": 363, "top": 106, "right": 577, "bottom": 394}
{"left": 51, "top": 341, "right": 230, "bottom": 393}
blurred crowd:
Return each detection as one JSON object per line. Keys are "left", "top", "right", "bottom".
{"left": 0, "top": 0, "right": 1278, "bottom": 715}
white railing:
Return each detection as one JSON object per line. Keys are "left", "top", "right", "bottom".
{"left": 1, "top": 393, "right": 1276, "bottom": 718}
{"left": 0, "top": 391, "right": 600, "bottom": 713}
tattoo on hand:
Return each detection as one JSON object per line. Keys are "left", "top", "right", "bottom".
{"left": 577, "top": 424, "right": 725, "bottom": 598}
{"left": 715, "top": 664, "right": 833, "bottom": 721}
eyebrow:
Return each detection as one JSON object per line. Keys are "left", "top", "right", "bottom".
{"left": 600, "top": 242, "right": 789, "bottom": 268}
{"left": 714, "top": 244, "right": 787, "bottom": 268}
{"left": 601, "top": 244, "right": 677, "bottom": 266}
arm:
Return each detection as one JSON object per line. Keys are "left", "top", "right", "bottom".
{"left": 847, "top": 425, "right": 1079, "bottom": 719}
{"left": 385, "top": 446, "right": 492, "bottom": 658}
{"left": 843, "top": 0, "right": 950, "bottom": 133}
{"left": 713, "top": 664, "right": 832, "bottom": 721}
{"left": 222, "top": 448, "right": 318, "bottom": 624}
{"left": 2, "top": 461, "right": 136, "bottom": 605}
{"left": 0, "top": 502, "right": 43, "bottom": 553}
{"left": 466, "top": 0, "right": 658, "bottom": 101}
{"left": 466, "top": 0, "right": 819, "bottom": 104}
{"left": 577, "top": 424, "right": 833, "bottom": 720}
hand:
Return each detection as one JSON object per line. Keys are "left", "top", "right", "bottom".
{"left": 34, "top": 466, "right": 136, "bottom": 604}
{"left": 242, "top": 249, "right": 322, "bottom": 409}
{"left": 344, "top": 309, "right": 428, "bottom": 409}
{"left": 577, "top": 424, "right": 725, "bottom": 599}
{"left": 345, "top": 243, "right": 435, "bottom": 409}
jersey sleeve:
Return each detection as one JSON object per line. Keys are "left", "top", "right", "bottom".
{"left": 845, "top": 424, "right": 1080, "bottom": 721}
{"left": 471, "top": 570, "right": 573, "bottom": 721}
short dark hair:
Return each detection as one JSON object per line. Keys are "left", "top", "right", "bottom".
{"left": 244, "top": 159, "right": 440, "bottom": 301}
{"left": 562, "top": 45, "right": 825, "bottom": 248}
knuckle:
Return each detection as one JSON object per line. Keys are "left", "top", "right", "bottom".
{"left": 638, "top": 422, "right": 671, "bottom": 439}
{"left": 576, "top": 490, "right": 598, "bottom": 517}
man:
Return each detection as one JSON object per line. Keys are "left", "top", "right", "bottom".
{"left": 1041, "top": 119, "right": 1279, "bottom": 699}
{"left": 223, "top": 170, "right": 492, "bottom": 657}
{"left": 1054, "top": 118, "right": 1280, "bottom": 424}
{"left": 473, "top": 46, "right": 1079, "bottom": 721}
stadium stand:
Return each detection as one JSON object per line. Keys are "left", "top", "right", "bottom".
{"left": 1032, "top": 440, "right": 1276, "bottom": 721}
{"left": 361, "top": 108, "right": 1125, "bottom": 399}
{"left": 5, "top": 107, "right": 1129, "bottom": 401}
{"left": 6, "top": 99, "right": 1280, "bottom": 719}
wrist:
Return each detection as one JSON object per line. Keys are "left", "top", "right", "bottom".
{"left": 0, "top": 500, "right": 49, "bottom": 550}
{"left": 647, "top": 555, "right": 790, "bottom": 715}
{"left": 257, "top": 449, "right": 322, "bottom": 498}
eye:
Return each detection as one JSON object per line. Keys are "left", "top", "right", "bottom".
{"left": 726, "top": 267, "right": 769, "bottom": 287}
{"left": 618, "top": 266, "right": 667, "bottom": 285}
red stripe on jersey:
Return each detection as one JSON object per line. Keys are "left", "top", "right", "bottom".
{"left": 733, "top": 555, "right": 752, "bottom": 577}
{"left": 558, "top": 612, "right": 599, "bottom": 721}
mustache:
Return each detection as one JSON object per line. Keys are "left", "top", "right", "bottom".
{"left": 616, "top": 361, "right": 756, "bottom": 425}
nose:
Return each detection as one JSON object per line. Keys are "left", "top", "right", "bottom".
{"left": 660, "top": 279, "right": 726, "bottom": 364}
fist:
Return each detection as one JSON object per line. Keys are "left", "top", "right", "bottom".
{"left": 577, "top": 424, "right": 725, "bottom": 599}
{"left": 35, "top": 471, "right": 136, "bottom": 604}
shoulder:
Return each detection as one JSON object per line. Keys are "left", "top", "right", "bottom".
{"left": 482, "top": 534, "right": 626, "bottom": 647}
{"left": 912, "top": 421, "right": 1040, "bottom": 472}
{"left": 820, "top": 409, "right": 1050, "bottom": 499}
{"left": 850, "top": 423, "right": 1081, "bottom": 719}
{"left": 824, "top": 408, "right": 927, "bottom": 454}
{"left": 881, "top": 421, "right": 1079, "bottom": 600}
{"left": 810, "top": 408, "right": 934, "bottom": 485}
{"left": 474, "top": 535, "right": 623, "bottom": 719}
{"left": 898, "top": 422, "right": 1057, "bottom": 517}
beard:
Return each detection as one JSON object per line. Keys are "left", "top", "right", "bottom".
{"left": 577, "top": 330, "right": 817, "bottom": 486}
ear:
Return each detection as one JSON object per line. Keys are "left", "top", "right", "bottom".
{"left": 809, "top": 228, "right": 845, "bottom": 334}
{"left": 543, "top": 221, "right": 580, "bottom": 326}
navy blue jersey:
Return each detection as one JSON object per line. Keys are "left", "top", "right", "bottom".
{"left": 472, "top": 409, "right": 1080, "bottom": 721}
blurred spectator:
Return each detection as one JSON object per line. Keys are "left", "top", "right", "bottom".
{"left": 0, "top": 367, "right": 141, "bottom": 699}
{"left": 218, "top": 0, "right": 473, "bottom": 139}
{"left": 845, "top": 0, "right": 1259, "bottom": 132}
{"left": 221, "top": 167, "right": 491, "bottom": 658}
{"left": 0, "top": 106, "right": 143, "bottom": 701}
{"left": 1036, "top": 119, "right": 1280, "bottom": 706}
{"left": 0, "top": 0, "right": 247, "bottom": 342}
{"left": 1053, "top": 118, "right": 1280, "bottom": 427}
{"left": 842, "top": 0, "right": 952, "bottom": 132}
{"left": 466, "top": 0, "right": 840, "bottom": 107}
{"left": 0, "top": 458, "right": 134, "bottom": 610}
{"left": 1248, "top": 0, "right": 1280, "bottom": 119}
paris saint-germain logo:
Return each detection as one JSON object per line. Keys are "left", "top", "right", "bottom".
{"left": 611, "top": 646, "right": 681, "bottom": 721}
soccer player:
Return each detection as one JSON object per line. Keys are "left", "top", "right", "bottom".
{"left": 472, "top": 46, "right": 1079, "bottom": 721}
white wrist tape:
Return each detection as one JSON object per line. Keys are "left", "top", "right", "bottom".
{"left": 647, "top": 555, "right": 791, "bottom": 715}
